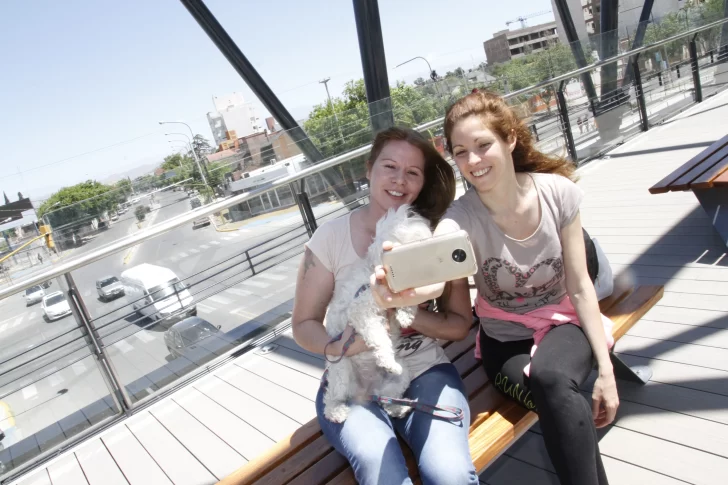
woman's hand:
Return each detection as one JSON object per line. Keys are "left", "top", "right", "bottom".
{"left": 370, "top": 241, "right": 417, "bottom": 309}
{"left": 592, "top": 368, "right": 619, "bottom": 428}
{"left": 329, "top": 325, "right": 369, "bottom": 358}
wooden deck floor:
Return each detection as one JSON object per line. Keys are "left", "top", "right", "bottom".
{"left": 10, "top": 91, "right": 728, "bottom": 485}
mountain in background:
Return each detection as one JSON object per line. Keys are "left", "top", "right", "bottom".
{"left": 99, "top": 161, "right": 159, "bottom": 185}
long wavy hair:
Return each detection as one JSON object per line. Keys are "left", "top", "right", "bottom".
{"left": 444, "top": 91, "right": 576, "bottom": 180}
{"left": 368, "top": 127, "right": 456, "bottom": 227}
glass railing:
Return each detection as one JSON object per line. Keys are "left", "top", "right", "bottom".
{"left": 0, "top": 10, "right": 727, "bottom": 482}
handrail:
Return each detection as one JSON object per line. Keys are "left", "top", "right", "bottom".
{"left": 1, "top": 15, "right": 727, "bottom": 299}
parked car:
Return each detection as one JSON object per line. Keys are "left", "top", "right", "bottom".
{"left": 24, "top": 285, "right": 45, "bottom": 306}
{"left": 121, "top": 263, "right": 196, "bottom": 326}
{"left": 111, "top": 213, "right": 119, "bottom": 221}
{"left": 96, "top": 276, "right": 125, "bottom": 301}
{"left": 164, "top": 317, "right": 223, "bottom": 359}
{"left": 192, "top": 216, "right": 211, "bottom": 230}
{"left": 42, "top": 291, "right": 72, "bottom": 321}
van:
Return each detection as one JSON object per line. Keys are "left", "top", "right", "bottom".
{"left": 120, "top": 263, "right": 196, "bottom": 325}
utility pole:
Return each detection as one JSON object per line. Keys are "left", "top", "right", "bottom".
{"left": 320, "top": 78, "right": 345, "bottom": 142}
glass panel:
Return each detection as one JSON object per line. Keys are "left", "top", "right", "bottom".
{"left": 0, "top": 277, "right": 121, "bottom": 477}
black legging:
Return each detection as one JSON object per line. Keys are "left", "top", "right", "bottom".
{"left": 479, "top": 229, "right": 608, "bottom": 485}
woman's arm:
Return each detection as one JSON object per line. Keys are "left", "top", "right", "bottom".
{"left": 408, "top": 277, "right": 473, "bottom": 341}
{"left": 291, "top": 248, "right": 368, "bottom": 357}
{"left": 561, "top": 211, "right": 619, "bottom": 428}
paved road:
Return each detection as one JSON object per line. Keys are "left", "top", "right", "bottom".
{"left": 0, "top": 190, "right": 346, "bottom": 459}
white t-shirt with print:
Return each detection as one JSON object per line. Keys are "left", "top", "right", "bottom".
{"left": 305, "top": 211, "right": 449, "bottom": 379}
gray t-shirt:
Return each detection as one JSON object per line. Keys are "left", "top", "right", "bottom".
{"left": 440, "top": 173, "right": 584, "bottom": 342}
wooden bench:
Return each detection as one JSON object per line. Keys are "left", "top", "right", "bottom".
{"left": 219, "top": 284, "right": 663, "bottom": 485}
{"left": 649, "top": 134, "right": 728, "bottom": 245}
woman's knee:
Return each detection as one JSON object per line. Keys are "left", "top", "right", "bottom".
{"left": 529, "top": 365, "right": 577, "bottom": 397}
{"left": 417, "top": 451, "right": 478, "bottom": 485}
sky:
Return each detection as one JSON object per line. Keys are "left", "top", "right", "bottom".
{"left": 0, "top": 0, "right": 553, "bottom": 203}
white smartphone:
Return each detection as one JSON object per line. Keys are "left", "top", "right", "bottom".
{"left": 381, "top": 230, "right": 477, "bottom": 292}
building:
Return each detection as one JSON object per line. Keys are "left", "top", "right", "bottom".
{"left": 206, "top": 92, "right": 262, "bottom": 147}
{"left": 484, "top": 22, "right": 560, "bottom": 64}
{"left": 551, "top": 0, "right": 591, "bottom": 45}
{"left": 583, "top": 0, "right": 684, "bottom": 38}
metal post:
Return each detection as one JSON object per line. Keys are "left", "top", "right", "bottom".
{"left": 178, "top": 0, "right": 359, "bottom": 204}
{"left": 690, "top": 36, "right": 703, "bottom": 103}
{"left": 556, "top": 81, "right": 578, "bottom": 162}
{"left": 553, "top": 0, "right": 598, "bottom": 112}
{"left": 245, "top": 250, "right": 256, "bottom": 276}
{"left": 297, "top": 191, "right": 318, "bottom": 237}
{"left": 676, "top": 64, "right": 681, "bottom": 78}
{"left": 633, "top": 55, "right": 650, "bottom": 132}
{"left": 352, "top": 0, "right": 394, "bottom": 133}
{"left": 622, "top": 0, "right": 656, "bottom": 86}
{"left": 62, "top": 273, "right": 133, "bottom": 412}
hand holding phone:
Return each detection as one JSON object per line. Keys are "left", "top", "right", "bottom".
{"left": 381, "top": 230, "right": 477, "bottom": 293}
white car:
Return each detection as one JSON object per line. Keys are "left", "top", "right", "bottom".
{"left": 24, "top": 285, "right": 45, "bottom": 306}
{"left": 42, "top": 291, "right": 72, "bottom": 321}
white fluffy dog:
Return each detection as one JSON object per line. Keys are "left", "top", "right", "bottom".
{"left": 323, "top": 205, "right": 433, "bottom": 423}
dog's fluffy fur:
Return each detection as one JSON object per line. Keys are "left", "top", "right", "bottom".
{"left": 323, "top": 205, "right": 433, "bottom": 423}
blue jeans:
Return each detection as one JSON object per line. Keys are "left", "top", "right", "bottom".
{"left": 316, "top": 363, "right": 478, "bottom": 485}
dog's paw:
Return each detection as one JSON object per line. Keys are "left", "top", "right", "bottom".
{"left": 380, "top": 359, "right": 403, "bottom": 375}
{"left": 324, "top": 403, "right": 350, "bottom": 423}
{"left": 384, "top": 403, "right": 412, "bottom": 419}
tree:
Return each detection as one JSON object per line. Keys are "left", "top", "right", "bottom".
{"left": 643, "top": 12, "right": 685, "bottom": 61}
{"left": 191, "top": 134, "right": 215, "bottom": 158}
{"left": 38, "top": 181, "right": 116, "bottom": 229}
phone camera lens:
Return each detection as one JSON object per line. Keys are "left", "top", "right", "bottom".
{"left": 452, "top": 249, "right": 467, "bottom": 263}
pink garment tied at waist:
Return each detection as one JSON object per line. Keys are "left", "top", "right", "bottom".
{"left": 473, "top": 294, "right": 614, "bottom": 376}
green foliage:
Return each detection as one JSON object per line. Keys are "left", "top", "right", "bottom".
{"left": 643, "top": 12, "right": 686, "bottom": 61}
{"left": 38, "top": 180, "right": 116, "bottom": 228}
{"left": 134, "top": 205, "right": 150, "bottom": 222}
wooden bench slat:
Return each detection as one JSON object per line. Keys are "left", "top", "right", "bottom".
{"left": 287, "top": 451, "right": 348, "bottom": 485}
{"left": 444, "top": 326, "right": 479, "bottom": 361}
{"left": 325, "top": 468, "right": 355, "bottom": 485}
{"left": 607, "top": 285, "right": 664, "bottom": 341}
{"left": 217, "top": 419, "right": 322, "bottom": 485}
{"left": 649, "top": 134, "right": 728, "bottom": 194}
{"left": 469, "top": 401, "right": 538, "bottom": 472}
{"left": 711, "top": 169, "right": 728, "bottom": 187}
{"left": 676, "top": 143, "right": 728, "bottom": 190}
{"left": 253, "top": 435, "right": 334, "bottom": 485}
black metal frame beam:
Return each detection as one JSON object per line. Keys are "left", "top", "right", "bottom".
{"left": 179, "top": 0, "right": 355, "bottom": 203}
{"left": 552, "top": 0, "right": 598, "bottom": 112}
{"left": 352, "top": 0, "right": 394, "bottom": 133}
{"left": 622, "top": 0, "right": 655, "bottom": 86}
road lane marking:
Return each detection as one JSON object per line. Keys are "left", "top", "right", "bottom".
{"left": 83, "top": 290, "right": 92, "bottom": 298}
{"left": 258, "top": 273, "right": 287, "bottom": 281}
{"left": 178, "top": 252, "right": 188, "bottom": 258}
{"left": 48, "top": 368, "right": 64, "bottom": 387}
{"left": 228, "top": 232, "right": 240, "bottom": 237}
{"left": 113, "top": 340, "right": 134, "bottom": 354}
{"left": 197, "top": 303, "right": 215, "bottom": 314}
{"left": 22, "top": 385, "right": 37, "bottom": 400}
{"left": 135, "top": 331, "right": 154, "bottom": 343}
{"left": 221, "top": 237, "right": 232, "bottom": 241}
{"left": 188, "top": 248, "right": 199, "bottom": 254}
{"left": 29, "top": 312, "right": 36, "bottom": 320}
{"left": 231, "top": 307, "right": 255, "bottom": 318}
{"left": 210, "top": 241, "right": 221, "bottom": 245}
{"left": 0, "top": 323, "right": 7, "bottom": 334}
{"left": 11, "top": 316, "right": 23, "bottom": 328}
{"left": 72, "top": 361, "right": 87, "bottom": 376}
{"left": 224, "top": 288, "right": 252, "bottom": 297}
{"left": 200, "top": 244, "right": 210, "bottom": 249}
{"left": 207, "top": 294, "right": 232, "bottom": 305}
{"left": 170, "top": 256, "right": 179, "bottom": 262}
{"left": 241, "top": 280, "right": 270, "bottom": 288}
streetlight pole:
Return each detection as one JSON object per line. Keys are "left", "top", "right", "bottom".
{"left": 159, "top": 122, "right": 209, "bottom": 186}
{"left": 319, "top": 77, "right": 345, "bottom": 142}
{"left": 395, "top": 56, "right": 440, "bottom": 95}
